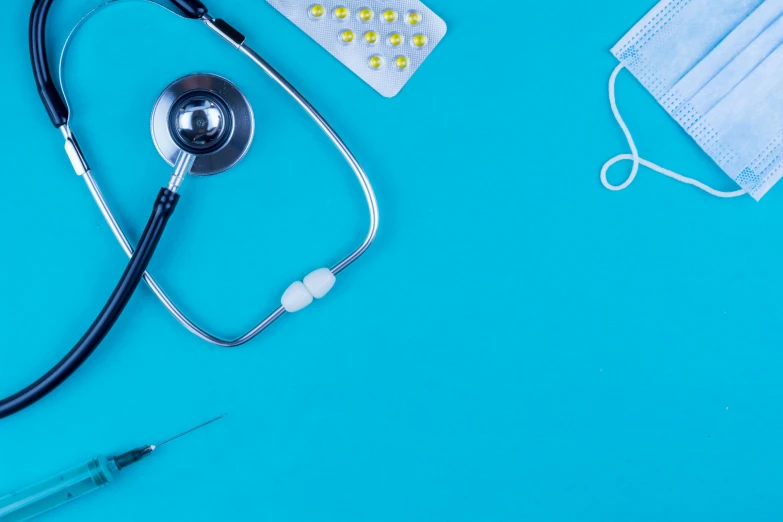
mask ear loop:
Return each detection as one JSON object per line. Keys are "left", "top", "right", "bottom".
{"left": 600, "top": 64, "right": 747, "bottom": 199}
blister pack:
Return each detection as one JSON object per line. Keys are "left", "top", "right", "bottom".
{"left": 266, "top": 0, "right": 447, "bottom": 97}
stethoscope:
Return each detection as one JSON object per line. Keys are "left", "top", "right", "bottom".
{"left": 0, "top": 0, "right": 379, "bottom": 419}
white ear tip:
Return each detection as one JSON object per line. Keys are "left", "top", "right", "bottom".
{"left": 281, "top": 281, "right": 314, "bottom": 313}
{"left": 303, "top": 268, "right": 336, "bottom": 299}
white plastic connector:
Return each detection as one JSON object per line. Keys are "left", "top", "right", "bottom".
{"left": 281, "top": 282, "right": 314, "bottom": 313}
{"left": 303, "top": 268, "right": 336, "bottom": 299}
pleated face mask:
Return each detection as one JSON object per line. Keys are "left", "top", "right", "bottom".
{"left": 601, "top": 0, "right": 783, "bottom": 201}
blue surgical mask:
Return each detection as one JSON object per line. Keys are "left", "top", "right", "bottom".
{"left": 601, "top": 0, "right": 783, "bottom": 201}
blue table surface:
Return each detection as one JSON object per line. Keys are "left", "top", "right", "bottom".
{"left": 2, "top": 0, "right": 782, "bottom": 520}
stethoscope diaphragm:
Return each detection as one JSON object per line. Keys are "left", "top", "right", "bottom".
{"left": 151, "top": 73, "right": 254, "bottom": 176}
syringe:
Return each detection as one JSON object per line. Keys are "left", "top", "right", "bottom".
{"left": 0, "top": 415, "right": 224, "bottom": 522}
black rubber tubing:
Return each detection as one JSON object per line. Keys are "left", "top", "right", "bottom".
{"left": 30, "top": 0, "right": 209, "bottom": 126}
{"left": 30, "top": 0, "right": 68, "bottom": 126}
{"left": 0, "top": 189, "right": 180, "bottom": 419}
{"left": 169, "top": 0, "right": 209, "bottom": 18}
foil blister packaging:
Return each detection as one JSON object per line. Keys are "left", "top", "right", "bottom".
{"left": 267, "top": 0, "right": 448, "bottom": 97}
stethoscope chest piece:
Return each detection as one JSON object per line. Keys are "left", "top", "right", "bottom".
{"left": 2, "top": 0, "right": 380, "bottom": 420}
{"left": 152, "top": 73, "right": 254, "bottom": 176}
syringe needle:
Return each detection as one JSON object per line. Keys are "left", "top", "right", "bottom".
{"left": 113, "top": 414, "right": 226, "bottom": 470}
{"left": 154, "top": 414, "right": 226, "bottom": 449}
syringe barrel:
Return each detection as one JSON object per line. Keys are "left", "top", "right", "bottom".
{"left": 0, "top": 456, "right": 116, "bottom": 521}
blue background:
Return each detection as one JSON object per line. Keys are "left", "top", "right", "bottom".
{"left": 1, "top": 0, "right": 782, "bottom": 520}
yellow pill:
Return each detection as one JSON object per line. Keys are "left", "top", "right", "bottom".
{"left": 413, "top": 34, "right": 428, "bottom": 47}
{"left": 383, "top": 9, "right": 398, "bottom": 22}
{"left": 340, "top": 29, "right": 355, "bottom": 43}
{"left": 389, "top": 33, "right": 403, "bottom": 46}
{"left": 364, "top": 31, "right": 379, "bottom": 44}
{"left": 310, "top": 4, "right": 325, "bottom": 18}
{"left": 369, "top": 55, "right": 383, "bottom": 69}
{"left": 407, "top": 11, "right": 422, "bottom": 25}
{"left": 395, "top": 56, "right": 409, "bottom": 70}
{"left": 334, "top": 6, "right": 349, "bottom": 19}
{"left": 359, "top": 8, "right": 374, "bottom": 21}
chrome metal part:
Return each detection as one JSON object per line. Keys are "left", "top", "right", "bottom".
{"left": 59, "top": 125, "right": 89, "bottom": 175}
{"left": 202, "top": 17, "right": 246, "bottom": 48}
{"left": 168, "top": 152, "right": 196, "bottom": 192}
{"left": 152, "top": 73, "right": 254, "bottom": 176}
{"left": 171, "top": 96, "right": 229, "bottom": 153}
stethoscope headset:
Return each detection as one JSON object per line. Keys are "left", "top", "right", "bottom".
{"left": 0, "top": 0, "right": 379, "bottom": 419}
